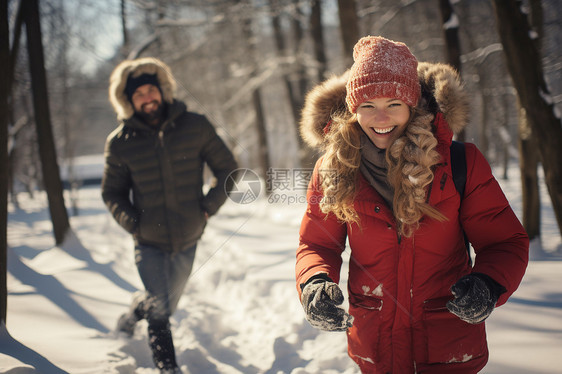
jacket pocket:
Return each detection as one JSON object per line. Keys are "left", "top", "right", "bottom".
{"left": 423, "top": 296, "right": 487, "bottom": 364}
{"left": 347, "top": 291, "right": 384, "bottom": 369}
{"left": 349, "top": 291, "right": 383, "bottom": 311}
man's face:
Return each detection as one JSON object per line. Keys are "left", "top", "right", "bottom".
{"left": 131, "top": 84, "right": 163, "bottom": 125}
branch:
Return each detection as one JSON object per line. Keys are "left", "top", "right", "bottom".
{"left": 460, "top": 43, "right": 503, "bottom": 65}
{"left": 126, "top": 33, "right": 159, "bottom": 60}
{"left": 8, "top": 0, "right": 25, "bottom": 94}
{"left": 156, "top": 14, "right": 225, "bottom": 27}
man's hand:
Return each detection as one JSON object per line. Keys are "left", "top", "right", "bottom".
{"left": 446, "top": 273, "right": 503, "bottom": 324}
{"left": 300, "top": 274, "right": 353, "bottom": 331}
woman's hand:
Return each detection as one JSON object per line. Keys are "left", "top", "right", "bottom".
{"left": 446, "top": 273, "right": 504, "bottom": 324}
{"left": 301, "top": 274, "right": 354, "bottom": 331}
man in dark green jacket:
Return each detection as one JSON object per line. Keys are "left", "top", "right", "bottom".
{"left": 102, "top": 57, "right": 238, "bottom": 374}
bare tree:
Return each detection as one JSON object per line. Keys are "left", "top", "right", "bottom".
{"left": 438, "top": 0, "right": 465, "bottom": 141}
{"left": 1, "top": 0, "right": 10, "bottom": 325}
{"left": 239, "top": 1, "right": 271, "bottom": 181}
{"left": 438, "top": 0, "right": 461, "bottom": 71}
{"left": 518, "top": 0, "right": 543, "bottom": 240}
{"left": 337, "top": 0, "right": 360, "bottom": 66}
{"left": 309, "top": 0, "right": 327, "bottom": 83}
{"left": 455, "top": 0, "right": 517, "bottom": 165}
{"left": 25, "top": 0, "right": 70, "bottom": 244}
{"left": 270, "top": 0, "right": 300, "bottom": 126}
{"left": 518, "top": 103, "right": 541, "bottom": 239}
{"left": 121, "top": 0, "right": 129, "bottom": 51}
{"left": 268, "top": 0, "right": 316, "bottom": 168}
{"left": 492, "top": 0, "right": 562, "bottom": 235}
{"left": 289, "top": 0, "right": 307, "bottom": 102}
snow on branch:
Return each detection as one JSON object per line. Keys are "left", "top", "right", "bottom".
{"left": 127, "top": 33, "right": 159, "bottom": 60}
{"left": 362, "top": 0, "right": 417, "bottom": 29}
{"left": 443, "top": 13, "right": 459, "bottom": 30}
{"left": 460, "top": 43, "right": 503, "bottom": 65}
{"left": 156, "top": 14, "right": 225, "bottom": 28}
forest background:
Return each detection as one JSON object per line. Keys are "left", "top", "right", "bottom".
{"left": 1, "top": 0, "right": 561, "bottom": 327}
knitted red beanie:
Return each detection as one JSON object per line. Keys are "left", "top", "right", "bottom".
{"left": 346, "top": 36, "right": 420, "bottom": 113}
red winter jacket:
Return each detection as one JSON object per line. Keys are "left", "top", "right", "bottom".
{"left": 296, "top": 64, "right": 529, "bottom": 373}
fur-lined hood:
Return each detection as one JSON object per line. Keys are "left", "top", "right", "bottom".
{"left": 108, "top": 57, "right": 177, "bottom": 121}
{"left": 300, "top": 62, "right": 469, "bottom": 149}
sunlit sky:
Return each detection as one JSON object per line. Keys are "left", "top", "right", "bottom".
{"left": 63, "top": 0, "right": 123, "bottom": 75}
{"left": 59, "top": 0, "right": 339, "bottom": 76}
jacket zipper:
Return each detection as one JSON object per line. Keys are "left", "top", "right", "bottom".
{"left": 155, "top": 121, "right": 179, "bottom": 252}
{"left": 158, "top": 130, "right": 164, "bottom": 147}
{"left": 410, "top": 235, "right": 417, "bottom": 372}
{"left": 158, "top": 119, "right": 172, "bottom": 148}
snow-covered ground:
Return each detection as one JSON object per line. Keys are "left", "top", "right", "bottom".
{"left": 2, "top": 164, "right": 561, "bottom": 374}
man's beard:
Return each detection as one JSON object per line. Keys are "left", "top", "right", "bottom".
{"left": 135, "top": 100, "right": 164, "bottom": 125}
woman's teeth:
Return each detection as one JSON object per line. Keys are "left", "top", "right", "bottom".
{"left": 372, "top": 126, "right": 395, "bottom": 134}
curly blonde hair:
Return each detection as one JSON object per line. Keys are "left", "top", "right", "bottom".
{"left": 319, "top": 107, "right": 447, "bottom": 237}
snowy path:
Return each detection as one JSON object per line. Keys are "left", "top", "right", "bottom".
{"left": 3, "top": 189, "right": 357, "bottom": 373}
{"left": 2, "top": 180, "right": 562, "bottom": 373}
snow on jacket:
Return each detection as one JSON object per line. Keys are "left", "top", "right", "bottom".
{"left": 295, "top": 63, "right": 529, "bottom": 373}
{"left": 102, "top": 59, "right": 237, "bottom": 253}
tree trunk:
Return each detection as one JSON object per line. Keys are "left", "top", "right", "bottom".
{"left": 251, "top": 88, "right": 270, "bottom": 179}
{"left": 517, "top": 0, "right": 542, "bottom": 240}
{"left": 310, "top": 0, "right": 327, "bottom": 83}
{"left": 492, "top": 0, "right": 562, "bottom": 236}
{"left": 7, "top": 0, "right": 24, "bottom": 98}
{"left": 518, "top": 105, "right": 541, "bottom": 239}
{"left": 270, "top": 0, "right": 314, "bottom": 169}
{"left": 240, "top": 2, "right": 271, "bottom": 183}
{"left": 270, "top": 0, "right": 300, "bottom": 127}
{"left": 121, "top": 0, "right": 128, "bottom": 48}
{"left": 438, "top": 0, "right": 461, "bottom": 73}
{"left": 337, "top": 0, "right": 360, "bottom": 67}
{"left": 25, "top": 0, "right": 70, "bottom": 245}
{"left": 0, "top": 0, "right": 10, "bottom": 325}
{"left": 438, "top": 0, "right": 466, "bottom": 141}
{"left": 290, "top": 0, "right": 307, "bottom": 103}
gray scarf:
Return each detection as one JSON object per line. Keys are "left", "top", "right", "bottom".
{"left": 359, "top": 133, "right": 394, "bottom": 209}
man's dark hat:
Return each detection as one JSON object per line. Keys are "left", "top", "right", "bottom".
{"left": 125, "top": 73, "right": 160, "bottom": 101}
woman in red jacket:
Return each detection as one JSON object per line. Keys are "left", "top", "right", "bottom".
{"left": 295, "top": 36, "right": 529, "bottom": 373}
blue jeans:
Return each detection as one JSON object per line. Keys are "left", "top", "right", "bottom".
{"left": 134, "top": 243, "right": 197, "bottom": 320}
{"left": 133, "top": 243, "right": 196, "bottom": 370}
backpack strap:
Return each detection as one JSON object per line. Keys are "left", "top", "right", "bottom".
{"left": 450, "top": 141, "right": 471, "bottom": 265}
{"left": 450, "top": 141, "right": 466, "bottom": 198}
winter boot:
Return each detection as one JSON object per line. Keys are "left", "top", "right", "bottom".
{"left": 160, "top": 368, "right": 182, "bottom": 374}
{"left": 116, "top": 291, "right": 145, "bottom": 337}
{"left": 116, "top": 312, "right": 138, "bottom": 337}
{"left": 148, "top": 319, "right": 178, "bottom": 371}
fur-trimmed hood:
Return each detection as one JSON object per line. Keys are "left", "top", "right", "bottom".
{"left": 300, "top": 62, "right": 469, "bottom": 148}
{"left": 108, "top": 57, "right": 177, "bottom": 121}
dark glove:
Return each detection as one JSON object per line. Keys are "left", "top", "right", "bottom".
{"left": 300, "top": 274, "right": 353, "bottom": 331}
{"left": 446, "top": 273, "right": 506, "bottom": 324}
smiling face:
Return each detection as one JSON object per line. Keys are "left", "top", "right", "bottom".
{"left": 131, "top": 84, "right": 163, "bottom": 125}
{"left": 356, "top": 97, "right": 411, "bottom": 149}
